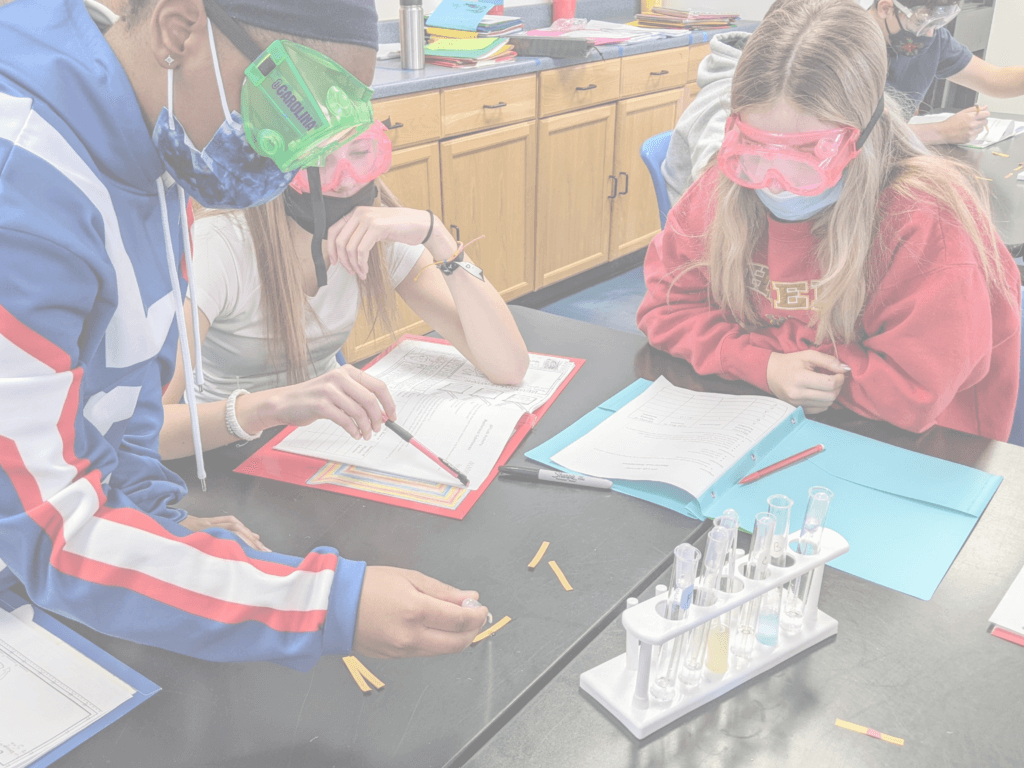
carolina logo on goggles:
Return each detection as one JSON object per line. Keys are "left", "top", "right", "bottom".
{"left": 718, "top": 96, "right": 885, "bottom": 196}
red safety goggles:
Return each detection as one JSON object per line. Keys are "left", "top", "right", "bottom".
{"left": 718, "top": 98, "right": 884, "bottom": 196}
{"left": 290, "top": 120, "right": 392, "bottom": 195}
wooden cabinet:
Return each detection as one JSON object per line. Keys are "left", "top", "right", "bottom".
{"left": 535, "top": 104, "right": 617, "bottom": 287}
{"left": 341, "top": 142, "right": 442, "bottom": 362}
{"left": 539, "top": 59, "right": 621, "bottom": 117}
{"left": 609, "top": 88, "right": 684, "bottom": 260}
{"left": 342, "top": 41, "right": 710, "bottom": 361}
{"left": 440, "top": 121, "right": 537, "bottom": 301}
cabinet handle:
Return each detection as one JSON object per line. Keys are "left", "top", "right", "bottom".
{"left": 451, "top": 224, "right": 461, "bottom": 240}
{"left": 619, "top": 171, "right": 629, "bottom": 195}
{"left": 607, "top": 175, "right": 619, "bottom": 199}
{"left": 382, "top": 117, "right": 404, "bottom": 130}
{"left": 483, "top": 102, "right": 507, "bottom": 109}
{"left": 576, "top": 84, "right": 597, "bottom": 92}
{"left": 650, "top": 69, "right": 669, "bottom": 76}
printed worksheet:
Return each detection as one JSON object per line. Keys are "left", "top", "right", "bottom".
{"left": 0, "top": 606, "right": 135, "bottom": 768}
{"left": 552, "top": 376, "right": 795, "bottom": 499}
{"left": 276, "top": 340, "right": 575, "bottom": 489}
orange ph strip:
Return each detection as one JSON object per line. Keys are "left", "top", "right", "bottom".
{"left": 549, "top": 560, "right": 573, "bottom": 591}
{"left": 349, "top": 657, "right": 385, "bottom": 690}
{"left": 473, "top": 615, "right": 512, "bottom": 644}
{"left": 834, "top": 719, "right": 904, "bottom": 746}
{"left": 527, "top": 541, "right": 550, "bottom": 570}
{"left": 343, "top": 656, "right": 372, "bottom": 693}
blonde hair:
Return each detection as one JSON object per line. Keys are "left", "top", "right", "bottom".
{"left": 200, "top": 27, "right": 396, "bottom": 384}
{"left": 691, "top": 0, "right": 1010, "bottom": 346}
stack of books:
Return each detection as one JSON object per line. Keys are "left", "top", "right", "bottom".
{"left": 423, "top": 36, "right": 517, "bottom": 68}
{"left": 633, "top": 7, "right": 739, "bottom": 30}
{"left": 426, "top": 14, "right": 524, "bottom": 40}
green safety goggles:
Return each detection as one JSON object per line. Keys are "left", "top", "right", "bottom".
{"left": 205, "top": 0, "right": 375, "bottom": 173}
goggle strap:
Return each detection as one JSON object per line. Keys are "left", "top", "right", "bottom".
{"left": 203, "top": 0, "right": 263, "bottom": 62}
{"left": 308, "top": 168, "right": 330, "bottom": 289}
{"left": 205, "top": 18, "right": 232, "bottom": 122}
{"left": 855, "top": 95, "right": 886, "bottom": 151}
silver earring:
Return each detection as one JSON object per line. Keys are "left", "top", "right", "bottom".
{"left": 164, "top": 55, "right": 174, "bottom": 65}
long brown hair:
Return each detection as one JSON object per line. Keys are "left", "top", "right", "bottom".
{"left": 685, "top": 0, "right": 1012, "bottom": 346}
{"left": 243, "top": 181, "right": 399, "bottom": 384}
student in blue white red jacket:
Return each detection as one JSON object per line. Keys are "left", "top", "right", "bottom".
{"left": 0, "top": 0, "right": 488, "bottom": 669}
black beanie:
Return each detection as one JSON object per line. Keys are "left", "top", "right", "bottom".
{"left": 216, "top": 0, "right": 378, "bottom": 51}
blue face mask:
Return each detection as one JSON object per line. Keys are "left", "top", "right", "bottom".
{"left": 151, "top": 19, "right": 295, "bottom": 209}
{"left": 755, "top": 175, "right": 845, "bottom": 222}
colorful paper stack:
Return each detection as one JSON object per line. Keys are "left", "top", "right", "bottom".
{"left": 427, "top": 14, "right": 523, "bottom": 39}
{"left": 424, "top": 36, "right": 516, "bottom": 68}
{"left": 633, "top": 7, "right": 739, "bottom": 30}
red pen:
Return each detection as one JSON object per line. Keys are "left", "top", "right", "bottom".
{"left": 383, "top": 420, "right": 470, "bottom": 486}
{"left": 738, "top": 444, "right": 825, "bottom": 485}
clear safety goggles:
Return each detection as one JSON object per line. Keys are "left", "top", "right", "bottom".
{"left": 289, "top": 121, "right": 393, "bottom": 194}
{"left": 204, "top": 0, "right": 375, "bottom": 173}
{"left": 891, "top": 0, "right": 962, "bottom": 35}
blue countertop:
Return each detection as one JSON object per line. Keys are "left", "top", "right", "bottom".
{"left": 372, "top": 21, "right": 758, "bottom": 100}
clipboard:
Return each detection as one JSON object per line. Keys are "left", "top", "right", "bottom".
{"left": 526, "top": 378, "right": 1002, "bottom": 600}
{"left": 235, "top": 336, "right": 584, "bottom": 520}
{"left": 0, "top": 590, "right": 160, "bottom": 768}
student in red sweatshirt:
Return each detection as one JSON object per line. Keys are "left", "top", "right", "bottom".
{"left": 637, "top": 0, "right": 1021, "bottom": 441}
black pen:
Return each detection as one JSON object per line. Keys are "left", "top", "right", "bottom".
{"left": 499, "top": 465, "right": 613, "bottom": 490}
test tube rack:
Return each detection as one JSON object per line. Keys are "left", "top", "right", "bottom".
{"left": 580, "top": 528, "right": 850, "bottom": 739}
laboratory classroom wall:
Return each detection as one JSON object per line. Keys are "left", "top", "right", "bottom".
{"left": 375, "top": 0, "right": 547, "bottom": 23}
{"left": 985, "top": 0, "right": 1024, "bottom": 114}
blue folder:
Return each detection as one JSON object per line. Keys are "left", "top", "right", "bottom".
{"left": 0, "top": 590, "right": 160, "bottom": 768}
{"left": 525, "top": 379, "right": 1002, "bottom": 600}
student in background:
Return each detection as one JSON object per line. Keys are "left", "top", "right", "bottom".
{"left": 159, "top": 127, "right": 529, "bottom": 462}
{"left": 866, "top": 0, "right": 1024, "bottom": 145}
{"left": 0, "top": 0, "right": 489, "bottom": 669}
{"left": 637, "top": 0, "right": 1021, "bottom": 440}
{"left": 662, "top": 30, "right": 751, "bottom": 207}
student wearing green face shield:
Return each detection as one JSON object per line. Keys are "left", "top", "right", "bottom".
{"left": 0, "top": 0, "right": 489, "bottom": 669}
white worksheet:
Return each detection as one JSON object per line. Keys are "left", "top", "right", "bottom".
{"left": 276, "top": 340, "right": 575, "bottom": 489}
{"left": 0, "top": 606, "right": 135, "bottom": 768}
{"left": 990, "top": 561, "right": 1024, "bottom": 637}
{"left": 552, "top": 376, "right": 794, "bottom": 499}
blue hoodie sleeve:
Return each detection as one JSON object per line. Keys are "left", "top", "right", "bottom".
{"left": 0, "top": 226, "right": 365, "bottom": 669}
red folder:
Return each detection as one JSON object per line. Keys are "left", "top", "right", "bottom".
{"left": 234, "top": 336, "right": 583, "bottom": 520}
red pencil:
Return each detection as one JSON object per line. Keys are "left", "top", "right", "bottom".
{"left": 383, "top": 420, "right": 470, "bottom": 486}
{"left": 738, "top": 444, "right": 825, "bottom": 485}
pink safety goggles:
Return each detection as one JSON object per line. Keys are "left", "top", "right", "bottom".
{"left": 718, "top": 98, "right": 884, "bottom": 196}
{"left": 289, "top": 121, "right": 392, "bottom": 194}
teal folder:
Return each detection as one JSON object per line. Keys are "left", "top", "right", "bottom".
{"left": 525, "top": 379, "right": 1002, "bottom": 600}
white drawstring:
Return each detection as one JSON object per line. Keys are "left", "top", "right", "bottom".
{"left": 176, "top": 185, "right": 204, "bottom": 392}
{"left": 157, "top": 178, "right": 207, "bottom": 491}
{"left": 206, "top": 19, "right": 232, "bottom": 122}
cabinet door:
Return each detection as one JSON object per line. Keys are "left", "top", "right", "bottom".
{"left": 609, "top": 88, "right": 684, "bottom": 261}
{"left": 534, "top": 103, "right": 616, "bottom": 288}
{"left": 342, "top": 142, "right": 442, "bottom": 363}
{"left": 440, "top": 121, "right": 537, "bottom": 301}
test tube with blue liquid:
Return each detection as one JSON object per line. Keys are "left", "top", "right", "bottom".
{"left": 780, "top": 486, "right": 833, "bottom": 634}
{"left": 649, "top": 543, "right": 700, "bottom": 703}
{"left": 756, "top": 495, "right": 792, "bottom": 648}
{"left": 678, "top": 526, "right": 729, "bottom": 687}
{"left": 733, "top": 510, "right": 776, "bottom": 660}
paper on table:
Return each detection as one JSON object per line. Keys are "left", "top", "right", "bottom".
{"left": 990, "top": 560, "right": 1024, "bottom": 638}
{"left": 0, "top": 606, "right": 135, "bottom": 768}
{"left": 552, "top": 376, "right": 794, "bottom": 498}
{"left": 908, "top": 113, "right": 1024, "bottom": 148}
{"left": 276, "top": 340, "right": 575, "bottom": 490}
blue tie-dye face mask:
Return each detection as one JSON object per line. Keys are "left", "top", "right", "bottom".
{"left": 151, "top": 19, "right": 296, "bottom": 209}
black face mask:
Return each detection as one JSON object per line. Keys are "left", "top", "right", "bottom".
{"left": 887, "top": 12, "right": 930, "bottom": 57}
{"left": 283, "top": 175, "right": 379, "bottom": 288}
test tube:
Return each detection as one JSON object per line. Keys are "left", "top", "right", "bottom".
{"left": 706, "top": 513, "right": 739, "bottom": 679}
{"left": 714, "top": 510, "right": 741, "bottom": 625}
{"left": 781, "top": 486, "right": 833, "bottom": 634}
{"left": 678, "top": 526, "right": 729, "bottom": 687}
{"left": 650, "top": 544, "right": 700, "bottom": 703}
{"left": 768, "top": 494, "right": 793, "bottom": 567}
{"left": 624, "top": 596, "right": 640, "bottom": 671}
{"left": 732, "top": 511, "right": 776, "bottom": 660}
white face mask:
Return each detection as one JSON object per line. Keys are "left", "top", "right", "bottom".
{"left": 755, "top": 176, "right": 846, "bottom": 221}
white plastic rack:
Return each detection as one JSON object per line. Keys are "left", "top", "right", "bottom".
{"left": 580, "top": 528, "right": 850, "bottom": 739}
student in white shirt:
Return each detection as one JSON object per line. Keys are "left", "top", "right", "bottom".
{"left": 159, "top": 124, "right": 529, "bottom": 512}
